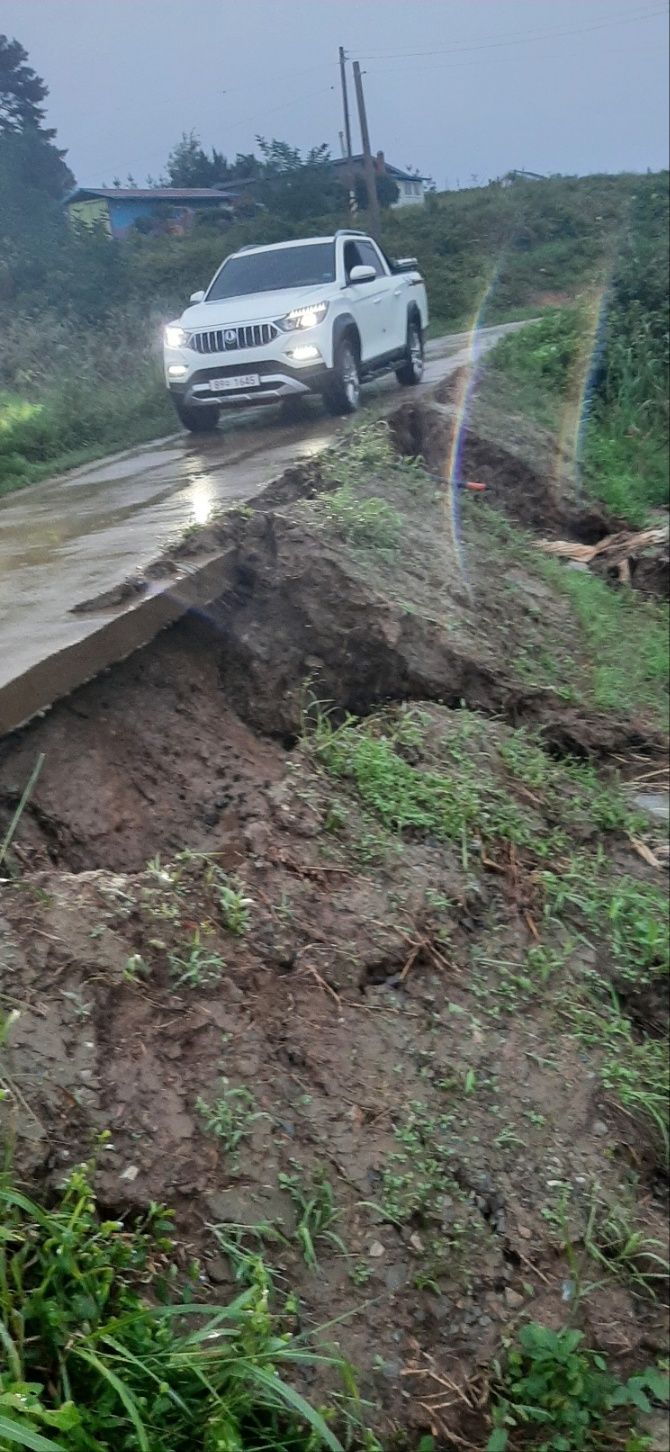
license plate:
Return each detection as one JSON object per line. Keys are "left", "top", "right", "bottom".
{"left": 210, "top": 374, "right": 259, "bottom": 393}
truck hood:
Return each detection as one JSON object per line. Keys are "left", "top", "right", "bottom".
{"left": 181, "top": 284, "right": 333, "bottom": 328}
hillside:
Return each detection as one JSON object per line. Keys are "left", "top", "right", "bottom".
{"left": 0, "top": 170, "right": 667, "bottom": 492}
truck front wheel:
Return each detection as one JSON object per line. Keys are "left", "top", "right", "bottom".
{"left": 323, "top": 339, "right": 361, "bottom": 415}
{"left": 172, "top": 398, "right": 221, "bottom": 433}
{"left": 396, "top": 318, "right": 424, "bottom": 386}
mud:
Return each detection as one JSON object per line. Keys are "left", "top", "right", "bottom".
{"left": 0, "top": 397, "right": 667, "bottom": 1447}
{"left": 1, "top": 700, "right": 667, "bottom": 1443}
{"left": 391, "top": 389, "right": 621, "bottom": 543}
{"left": 1, "top": 464, "right": 663, "bottom": 877}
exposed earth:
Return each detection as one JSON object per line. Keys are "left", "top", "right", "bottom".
{"left": 0, "top": 373, "right": 668, "bottom": 1448}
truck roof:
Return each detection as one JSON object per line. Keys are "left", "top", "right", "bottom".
{"left": 233, "top": 231, "right": 369, "bottom": 257}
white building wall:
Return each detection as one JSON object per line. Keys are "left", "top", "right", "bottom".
{"left": 392, "top": 178, "right": 426, "bottom": 208}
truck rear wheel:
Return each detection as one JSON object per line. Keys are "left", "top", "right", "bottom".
{"left": 172, "top": 398, "right": 221, "bottom": 433}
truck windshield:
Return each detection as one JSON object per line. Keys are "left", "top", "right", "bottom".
{"left": 206, "top": 243, "right": 335, "bottom": 300}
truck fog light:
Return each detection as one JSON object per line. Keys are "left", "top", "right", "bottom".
{"left": 168, "top": 364, "right": 188, "bottom": 378}
{"left": 289, "top": 345, "right": 320, "bottom": 361}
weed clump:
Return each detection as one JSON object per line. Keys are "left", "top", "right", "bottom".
{"left": 0, "top": 1164, "right": 344, "bottom": 1451}
{"left": 487, "top": 1322, "right": 668, "bottom": 1451}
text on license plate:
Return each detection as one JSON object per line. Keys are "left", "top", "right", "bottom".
{"left": 210, "top": 374, "right": 259, "bottom": 392}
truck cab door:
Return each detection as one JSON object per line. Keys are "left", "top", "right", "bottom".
{"left": 341, "top": 238, "right": 389, "bottom": 362}
{"left": 358, "top": 238, "right": 408, "bottom": 355}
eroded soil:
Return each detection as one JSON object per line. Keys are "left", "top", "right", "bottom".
{"left": 0, "top": 397, "right": 667, "bottom": 1447}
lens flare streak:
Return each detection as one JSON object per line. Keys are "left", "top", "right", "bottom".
{"left": 443, "top": 266, "right": 502, "bottom": 590}
{"left": 555, "top": 283, "right": 611, "bottom": 496}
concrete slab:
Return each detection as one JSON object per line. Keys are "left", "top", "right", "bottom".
{"left": 0, "top": 322, "right": 527, "bottom": 737}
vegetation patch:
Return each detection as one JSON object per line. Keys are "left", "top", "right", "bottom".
{"left": 0, "top": 1163, "right": 345, "bottom": 1452}
{"left": 488, "top": 1323, "right": 668, "bottom": 1451}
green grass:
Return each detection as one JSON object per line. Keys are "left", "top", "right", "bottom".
{"left": 546, "top": 567, "right": 669, "bottom": 721}
{"left": 584, "top": 1191, "right": 669, "bottom": 1295}
{"left": 277, "top": 1165, "right": 346, "bottom": 1270}
{"left": 307, "top": 699, "right": 669, "bottom": 1164}
{"left": 486, "top": 269, "right": 668, "bottom": 525}
{"left": 167, "top": 928, "right": 224, "bottom": 989}
{"left": 308, "top": 709, "right": 531, "bottom": 848}
{"left": 487, "top": 1323, "right": 668, "bottom": 1451}
{"left": 363, "top": 1102, "right": 466, "bottom": 1233}
{"left": 217, "top": 878, "right": 254, "bottom": 935}
{"left": 583, "top": 420, "right": 668, "bottom": 524}
{"left": 0, "top": 374, "right": 173, "bottom": 497}
{"left": 567, "top": 997, "right": 669, "bottom": 1164}
{"left": 196, "top": 1081, "right": 267, "bottom": 1154}
{"left": 482, "top": 508, "right": 669, "bottom": 730}
{"left": 308, "top": 705, "right": 651, "bottom": 860}
{"left": 539, "top": 848, "right": 668, "bottom": 1157}
{"left": 314, "top": 487, "right": 403, "bottom": 555}
{"left": 541, "top": 854, "right": 669, "bottom": 984}
{"left": 0, "top": 1163, "right": 346, "bottom": 1451}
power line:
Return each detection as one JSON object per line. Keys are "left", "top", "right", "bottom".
{"left": 355, "top": 1, "right": 642, "bottom": 56}
{"left": 376, "top": 39, "right": 666, "bottom": 153}
{"left": 362, "top": 35, "right": 669, "bottom": 85}
{"left": 357, "top": 5, "right": 668, "bottom": 64}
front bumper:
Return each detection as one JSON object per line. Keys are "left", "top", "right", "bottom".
{"left": 167, "top": 357, "right": 330, "bottom": 408}
{"left": 164, "top": 316, "right": 333, "bottom": 408}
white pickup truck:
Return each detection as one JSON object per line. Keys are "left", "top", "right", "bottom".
{"left": 163, "top": 229, "right": 428, "bottom": 431}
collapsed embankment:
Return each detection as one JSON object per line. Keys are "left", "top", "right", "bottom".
{"left": 0, "top": 396, "right": 668, "bottom": 1447}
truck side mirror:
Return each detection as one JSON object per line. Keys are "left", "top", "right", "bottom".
{"left": 348, "top": 264, "right": 376, "bottom": 284}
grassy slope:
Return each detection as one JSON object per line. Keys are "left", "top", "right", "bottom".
{"left": 1, "top": 170, "right": 663, "bottom": 495}
{"left": 483, "top": 308, "right": 668, "bottom": 523}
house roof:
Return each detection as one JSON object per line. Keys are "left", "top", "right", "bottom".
{"left": 502, "top": 169, "right": 546, "bottom": 182}
{"left": 329, "top": 155, "right": 428, "bottom": 183}
{"left": 64, "top": 187, "right": 233, "bottom": 204}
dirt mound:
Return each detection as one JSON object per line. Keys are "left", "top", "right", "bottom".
{"left": 1, "top": 469, "right": 662, "bottom": 876}
{"left": 391, "top": 395, "right": 617, "bottom": 542}
{"left": 0, "top": 623, "right": 284, "bottom": 871}
{"left": 206, "top": 509, "right": 511, "bottom": 736}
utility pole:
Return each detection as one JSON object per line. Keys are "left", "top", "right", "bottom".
{"left": 338, "top": 46, "right": 357, "bottom": 218}
{"left": 352, "top": 60, "right": 380, "bottom": 237}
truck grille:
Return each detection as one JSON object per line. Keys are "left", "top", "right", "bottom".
{"left": 188, "top": 323, "right": 279, "bottom": 354}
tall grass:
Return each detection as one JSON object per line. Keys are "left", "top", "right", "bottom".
{"left": 0, "top": 1163, "right": 345, "bottom": 1451}
{"left": 0, "top": 311, "right": 173, "bottom": 495}
{"left": 489, "top": 295, "right": 668, "bottom": 524}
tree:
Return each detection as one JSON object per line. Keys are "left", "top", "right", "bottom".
{"left": 164, "top": 131, "right": 219, "bottom": 187}
{"left": 0, "top": 35, "right": 72, "bottom": 202}
{"left": 163, "top": 131, "right": 265, "bottom": 190}
{"left": 0, "top": 33, "right": 52, "bottom": 134}
{"left": 0, "top": 126, "right": 72, "bottom": 200}
{"left": 255, "top": 137, "right": 344, "bottom": 219}
{"left": 355, "top": 171, "right": 400, "bottom": 211}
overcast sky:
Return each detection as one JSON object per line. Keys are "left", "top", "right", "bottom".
{"left": 1, "top": 0, "right": 668, "bottom": 187}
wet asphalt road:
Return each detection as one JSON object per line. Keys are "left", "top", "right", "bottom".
{"left": 0, "top": 323, "right": 525, "bottom": 697}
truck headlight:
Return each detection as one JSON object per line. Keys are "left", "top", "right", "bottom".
{"left": 164, "top": 325, "right": 187, "bottom": 348}
{"left": 277, "top": 302, "right": 328, "bottom": 332}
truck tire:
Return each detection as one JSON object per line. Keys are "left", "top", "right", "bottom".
{"left": 173, "top": 398, "right": 221, "bottom": 433}
{"left": 396, "top": 317, "right": 424, "bottom": 386}
{"left": 323, "top": 338, "right": 361, "bottom": 415}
